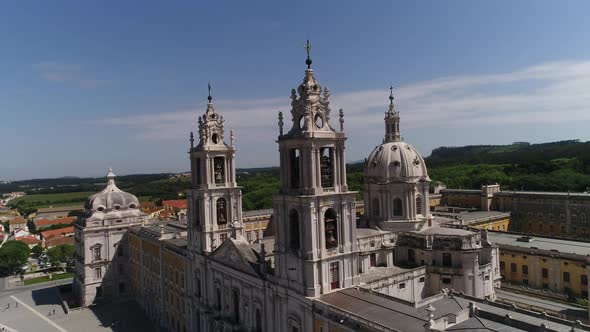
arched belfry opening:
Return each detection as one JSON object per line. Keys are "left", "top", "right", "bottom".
{"left": 372, "top": 198, "right": 380, "bottom": 217}
{"left": 324, "top": 208, "right": 338, "bottom": 249}
{"left": 214, "top": 157, "right": 225, "bottom": 185}
{"left": 216, "top": 198, "right": 227, "bottom": 225}
{"left": 416, "top": 196, "right": 423, "bottom": 215}
{"left": 320, "top": 147, "right": 334, "bottom": 188}
{"left": 289, "top": 209, "right": 300, "bottom": 250}
{"left": 290, "top": 149, "right": 301, "bottom": 189}
{"left": 393, "top": 198, "right": 403, "bottom": 217}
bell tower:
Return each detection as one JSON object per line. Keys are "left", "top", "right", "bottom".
{"left": 273, "top": 41, "right": 359, "bottom": 297}
{"left": 187, "top": 85, "right": 243, "bottom": 254}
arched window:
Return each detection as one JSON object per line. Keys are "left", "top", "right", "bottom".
{"left": 232, "top": 289, "right": 240, "bottom": 323}
{"left": 290, "top": 149, "right": 301, "bottom": 188}
{"left": 416, "top": 196, "right": 423, "bottom": 215}
{"left": 393, "top": 198, "right": 403, "bottom": 217}
{"left": 289, "top": 209, "right": 300, "bottom": 250}
{"left": 216, "top": 198, "right": 227, "bottom": 225}
{"left": 320, "top": 147, "right": 334, "bottom": 188}
{"left": 372, "top": 198, "right": 380, "bottom": 216}
{"left": 324, "top": 208, "right": 338, "bottom": 249}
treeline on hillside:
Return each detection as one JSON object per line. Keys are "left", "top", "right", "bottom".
{"left": 7, "top": 140, "right": 590, "bottom": 214}
{"left": 426, "top": 140, "right": 590, "bottom": 192}
{"left": 427, "top": 140, "right": 590, "bottom": 167}
{"left": 0, "top": 173, "right": 173, "bottom": 195}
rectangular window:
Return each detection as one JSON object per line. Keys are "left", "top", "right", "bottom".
{"left": 330, "top": 262, "right": 339, "bottom": 290}
{"left": 419, "top": 277, "right": 425, "bottom": 283}
{"left": 442, "top": 253, "right": 452, "bottom": 267}
{"left": 542, "top": 268, "right": 548, "bottom": 278}
{"left": 93, "top": 247, "right": 101, "bottom": 261}
{"left": 370, "top": 253, "right": 376, "bottom": 267}
{"left": 542, "top": 283, "right": 549, "bottom": 289}
{"left": 94, "top": 267, "right": 102, "bottom": 279}
{"left": 500, "top": 261, "right": 505, "bottom": 271}
{"left": 398, "top": 283, "right": 405, "bottom": 289}
{"left": 510, "top": 263, "right": 517, "bottom": 273}
{"left": 564, "top": 272, "right": 571, "bottom": 282}
{"left": 119, "top": 282, "right": 126, "bottom": 294}
{"left": 442, "top": 277, "right": 451, "bottom": 284}
{"left": 582, "top": 275, "right": 588, "bottom": 286}
{"left": 522, "top": 265, "right": 528, "bottom": 275}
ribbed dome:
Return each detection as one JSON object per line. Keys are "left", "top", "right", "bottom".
{"left": 85, "top": 169, "right": 139, "bottom": 212}
{"left": 365, "top": 141, "right": 430, "bottom": 183}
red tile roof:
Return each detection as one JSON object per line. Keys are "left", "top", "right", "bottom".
{"left": 17, "top": 235, "right": 42, "bottom": 245}
{"left": 162, "top": 199, "right": 187, "bottom": 210}
{"left": 8, "top": 217, "right": 26, "bottom": 225}
{"left": 40, "top": 226, "right": 74, "bottom": 240}
{"left": 35, "top": 217, "right": 76, "bottom": 228}
{"left": 45, "top": 236, "right": 74, "bottom": 248}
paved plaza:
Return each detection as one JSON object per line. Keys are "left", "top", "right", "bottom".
{"left": 0, "top": 281, "right": 157, "bottom": 332}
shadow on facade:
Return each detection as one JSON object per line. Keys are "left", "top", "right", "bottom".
{"left": 31, "top": 286, "right": 64, "bottom": 306}
{"left": 86, "top": 300, "right": 159, "bottom": 332}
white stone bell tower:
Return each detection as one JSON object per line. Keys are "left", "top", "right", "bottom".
{"left": 273, "top": 41, "right": 359, "bottom": 297}
{"left": 187, "top": 85, "right": 243, "bottom": 254}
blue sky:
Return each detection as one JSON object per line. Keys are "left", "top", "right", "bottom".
{"left": 2, "top": 1, "right": 590, "bottom": 180}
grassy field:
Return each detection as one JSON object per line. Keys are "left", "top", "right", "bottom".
{"left": 10, "top": 192, "right": 94, "bottom": 216}
{"left": 11, "top": 192, "right": 94, "bottom": 205}
{"left": 23, "top": 272, "right": 73, "bottom": 285}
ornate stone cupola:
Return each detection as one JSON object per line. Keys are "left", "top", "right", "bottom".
{"left": 285, "top": 44, "right": 336, "bottom": 139}
{"left": 187, "top": 85, "right": 243, "bottom": 253}
{"left": 384, "top": 86, "right": 401, "bottom": 143}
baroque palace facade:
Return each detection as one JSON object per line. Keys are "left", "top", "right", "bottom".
{"left": 76, "top": 52, "right": 590, "bottom": 332}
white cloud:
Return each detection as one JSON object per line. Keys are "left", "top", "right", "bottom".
{"left": 34, "top": 61, "right": 109, "bottom": 87}
{"left": 95, "top": 59, "right": 590, "bottom": 145}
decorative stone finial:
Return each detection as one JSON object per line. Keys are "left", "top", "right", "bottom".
{"left": 106, "top": 168, "right": 116, "bottom": 186}
{"left": 230, "top": 130, "right": 234, "bottom": 146}
{"left": 278, "top": 111, "right": 284, "bottom": 136}
{"left": 189, "top": 131, "right": 194, "bottom": 149}
{"left": 207, "top": 82, "right": 212, "bottom": 102}
{"left": 339, "top": 108, "right": 344, "bottom": 132}
{"left": 304, "top": 40, "right": 312, "bottom": 69}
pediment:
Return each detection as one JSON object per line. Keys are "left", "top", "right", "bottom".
{"left": 210, "top": 239, "right": 260, "bottom": 278}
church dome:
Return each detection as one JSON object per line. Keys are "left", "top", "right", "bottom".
{"left": 366, "top": 141, "right": 430, "bottom": 182}
{"left": 365, "top": 88, "right": 430, "bottom": 183}
{"left": 85, "top": 169, "right": 139, "bottom": 212}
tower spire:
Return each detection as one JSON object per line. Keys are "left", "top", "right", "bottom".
{"left": 304, "top": 40, "right": 312, "bottom": 69}
{"left": 384, "top": 87, "right": 401, "bottom": 142}
{"left": 207, "top": 82, "right": 212, "bottom": 103}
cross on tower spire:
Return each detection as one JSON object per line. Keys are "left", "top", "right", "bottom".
{"left": 207, "top": 82, "right": 212, "bottom": 102}
{"left": 304, "top": 40, "right": 312, "bottom": 69}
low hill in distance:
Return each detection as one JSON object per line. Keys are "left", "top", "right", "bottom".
{"left": 4, "top": 140, "right": 590, "bottom": 215}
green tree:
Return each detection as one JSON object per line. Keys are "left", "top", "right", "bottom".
{"left": 46, "top": 244, "right": 75, "bottom": 271}
{"left": 26, "top": 220, "right": 36, "bottom": 233}
{"left": 31, "top": 244, "right": 44, "bottom": 258}
{"left": 0, "top": 241, "right": 31, "bottom": 276}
